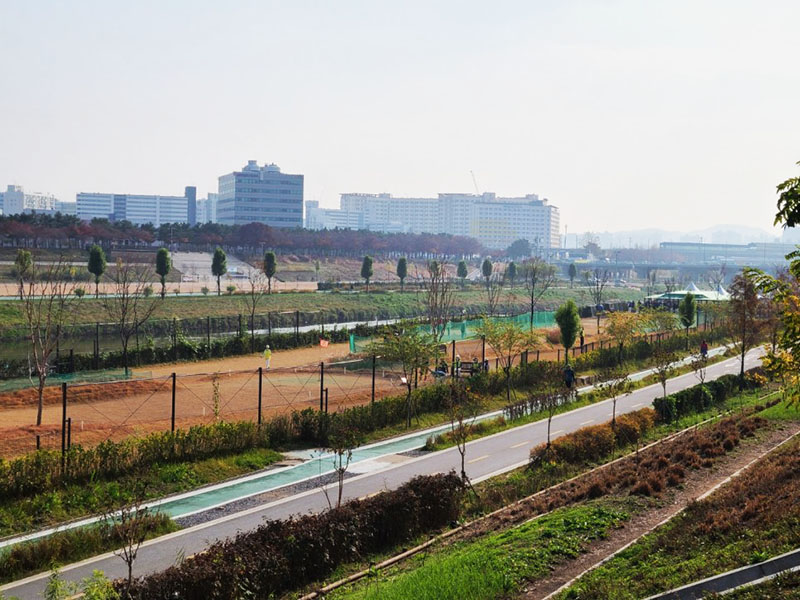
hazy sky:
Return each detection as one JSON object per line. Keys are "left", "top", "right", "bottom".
{"left": 1, "top": 0, "right": 799, "bottom": 234}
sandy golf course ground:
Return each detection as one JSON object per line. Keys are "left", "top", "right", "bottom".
{"left": 0, "top": 319, "right": 606, "bottom": 458}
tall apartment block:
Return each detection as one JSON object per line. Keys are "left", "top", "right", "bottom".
{"left": 305, "top": 192, "right": 560, "bottom": 250}
{"left": 217, "top": 161, "right": 303, "bottom": 227}
{"left": 76, "top": 189, "right": 191, "bottom": 226}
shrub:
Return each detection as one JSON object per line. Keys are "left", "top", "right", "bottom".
{"left": 124, "top": 473, "right": 464, "bottom": 599}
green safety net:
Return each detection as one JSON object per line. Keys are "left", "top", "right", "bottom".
{"left": 349, "top": 312, "right": 555, "bottom": 354}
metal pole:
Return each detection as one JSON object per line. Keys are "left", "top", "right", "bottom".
{"left": 371, "top": 355, "right": 376, "bottom": 404}
{"left": 481, "top": 336, "right": 485, "bottom": 369}
{"left": 173, "top": 317, "right": 178, "bottom": 361}
{"left": 171, "top": 372, "right": 176, "bottom": 432}
{"left": 61, "top": 382, "right": 67, "bottom": 474}
{"left": 320, "top": 362, "right": 325, "bottom": 411}
{"left": 324, "top": 387, "right": 329, "bottom": 413}
{"left": 67, "top": 417, "right": 72, "bottom": 451}
{"left": 257, "top": 366, "right": 263, "bottom": 426}
{"left": 451, "top": 340, "right": 456, "bottom": 379}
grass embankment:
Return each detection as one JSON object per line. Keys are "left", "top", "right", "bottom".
{"left": 0, "top": 446, "right": 280, "bottom": 538}
{"left": 0, "top": 513, "right": 177, "bottom": 585}
{"left": 287, "top": 386, "right": 782, "bottom": 600}
{"left": 721, "top": 569, "right": 800, "bottom": 599}
{"left": 557, "top": 419, "right": 800, "bottom": 599}
{"left": 0, "top": 286, "right": 642, "bottom": 328}
{"left": 328, "top": 499, "right": 636, "bottom": 600}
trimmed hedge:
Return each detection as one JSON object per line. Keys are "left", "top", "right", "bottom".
{"left": 530, "top": 408, "right": 656, "bottom": 465}
{"left": 0, "top": 421, "right": 270, "bottom": 498}
{"left": 123, "top": 473, "right": 464, "bottom": 599}
{"left": 652, "top": 368, "right": 765, "bottom": 423}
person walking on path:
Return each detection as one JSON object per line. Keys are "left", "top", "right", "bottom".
{"left": 700, "top": 339, "right": 708, "bottom": 358}
{"left": 579, "top": 328, "right": 585, "bottom": 351}
{"left": 263, "top": 345, "right": 272, "bottom": 369}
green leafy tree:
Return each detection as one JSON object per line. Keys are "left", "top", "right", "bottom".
{"left": 678, "top": 292, "right": 697, "bottom": 349}
{"left": 14, "top": 248, "right": 32, "bottom": 299}
{"left": 263, "top": 251, "right": 277, "bottom": 294}
{"left": 211, "top": 247, "right": 227, "bottom": 296}
{"left": 568, "top": 262, "right": 577, "bottom": 288}
{"left": 477, "top": 317, "right": 539, "bottom": 404}
{"left": 506, "top": 238, "right": 531, "bottom": 258}
{"left": 481, "top": 257, "right": 493, "bottom": 289}
{"left": 367, "top": 326, "right": 439, "bottom": 427}
{"left": 729, "top": 273, "right": 762, "bottom": 389}
{"left": 555, "top": 299, "right": 581, "bottom": 364}
{"left": 396, "top": 256, "right": 408, "bottom": 291}
{"left": 457, "top": 259, "right": 468, "bottom": 289}
{"left": 507, "top": 261, "right": 517, "bottom": 289}
{"left": 155, "top": 248, "right": 171, "bottom": 299}
{"left": 87, "top": 244, "right": 107, "bottom": 298}
{"left": 361, "top": 255, "right": 374, "bottom": 292}
{"left": 774, "top": 160, "right": 800, "bottom": 227}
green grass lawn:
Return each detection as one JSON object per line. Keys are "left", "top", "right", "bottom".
{"left": 0, "top": 447, "right": 281, "bottom": 538}
{"left": 329, "top": 498, "right": 637, "bottom": 600}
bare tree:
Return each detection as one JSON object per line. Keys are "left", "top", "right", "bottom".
{"left": 478, "top": 317, "right": 539, "bottom": 405}
{"left": 652, "top": 344, "right": 678, "bottom": 399}
{"left": 446, "top": 380, "right": 483, "bottom": 488}
{"left": 484, "top": 272, "right": 505, "bottom": 317}
{"left": 522, "top": 257, "right": 557, "bottom": 330}
{"left": 322, "top": 423, "right": 362, "bottom": 508}
{"left": 729, "top": 273, "right": 763, "bottom": 389}
{"left": 691, "top": 353, "right": 708, "bottom": 386}
{"left": 597, "top": 365, "right": 632, "bottom": 430}
{"left": 421, "top": 260, "right": 455, "bottom": 341}
{"left": 536, "top": 361, "right": 566, "bottom": 452}
{"left": 19, "top": 256, "right": 77, "bottom": 426}
{"left": 104, "top": 474, "right": 151, "bottom": 593}
{"left": 240, "top": 269, "right": 266, "bottom": 352}
{"left": 586, "top": 268, "right": 611, "bottom": 331}
{"left": 663, "top": 276, "right": 678, "bottom": 294}
{"left": 103, "top": 259, "right": 161, "bottom": 376}
{"left": 707, "top": 263, "right": 727, "bottom": 288}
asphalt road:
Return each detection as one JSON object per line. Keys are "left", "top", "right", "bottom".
{"left": 2, "top": 348, "right": 764, "bottom": 598}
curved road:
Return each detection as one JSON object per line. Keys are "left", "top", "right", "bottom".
{"left": 2, "top": 348, "right": 764, "bottom": 598}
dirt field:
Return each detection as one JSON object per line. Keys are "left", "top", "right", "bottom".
{"left": 0, "top": 318, "right": 608, "bottom": 458}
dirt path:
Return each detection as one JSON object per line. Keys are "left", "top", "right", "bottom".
{"left": 518, "top": 421, "right": 800, "bottom": 600}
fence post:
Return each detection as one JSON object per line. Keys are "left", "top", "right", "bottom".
{"left": 171, "top": 372, "right": 176, "bottom": 432}
{"left": 481, "top": 336, "right": 486, "bottom": 368}
{"left": 324, "top": 387, "right": 329, "bottom": 413}
{"left": 173, "top": 317, "right": 178, "bottom": 361}
{"left": 67, "top": 417, "right": 72, "bottom": 451}
{"left": 537, "top": 349, "right": 540, "bottom": 361}
{"left": 320, "top": 362, "right": 325, "bottom": 411}
{"left": 238, "top": 314, "right": 242, "bottom": 338}
{"left": 257, "top": 366, "right": 263, "bottom": 426}
{"left": 371, "top": 355, "right": 376, "bottom": 404}
{"left": 557, "top": 349, "right": 561, "bottom": 362}
{"left": 61, "top": 382, "right": 67, "bottom": 474}
{"left": 295, "top": 310, "right": 300, "bottom": 344}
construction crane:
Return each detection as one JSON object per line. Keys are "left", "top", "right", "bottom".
{"left": 470, "top": 171, "right": 480, "bottom": 195}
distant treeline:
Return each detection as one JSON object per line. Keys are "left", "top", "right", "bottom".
{"left": 0, "top": 213, "right": 485, "bottom": 257}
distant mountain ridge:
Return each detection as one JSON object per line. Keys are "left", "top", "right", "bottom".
{"left": 568, "top": 224, "right": 789, "bottom": 248}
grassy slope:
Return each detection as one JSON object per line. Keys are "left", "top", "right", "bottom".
{"left": 0, "top": 286, "right": 642, "bottom": 328}
{"left": 329, "top": 499, "right": 636, "bottom": 600}
{"left": 556, "top": 407, "right": 800, "bottom": 599}
{"left": 0, "top": 447, "right": 281, "bottom": 537}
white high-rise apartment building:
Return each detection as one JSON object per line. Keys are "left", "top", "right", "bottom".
{"left": 76, "top": 191, "right": 189, "bottom": 226}
{"left": 1, "top": 185, "right": 60, "bottom": 215}
{"left": 196, "top": 193, "right": 218, "bottom": 224}
{"left": 306, "top": 192, "right": 560, "bottom": 250}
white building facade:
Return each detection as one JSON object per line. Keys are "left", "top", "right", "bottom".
{"left": 76, "top": 191, "right": 189, "bottom": 226}
{"left": 305, "top": 192, "right": 560, "bottom": 250}
{"left": 217, "top": 161, "right": 303, "bottom": 227}
{"left": 1, "top": 185, "right": 61, "bottom": 215}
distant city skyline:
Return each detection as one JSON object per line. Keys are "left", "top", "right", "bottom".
{"left": 2, "top": 1, "right": 799, "bottom": 234}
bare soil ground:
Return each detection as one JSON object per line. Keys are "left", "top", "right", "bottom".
{"left": 0, "top": 317, "right": 608, "bottom": 458}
